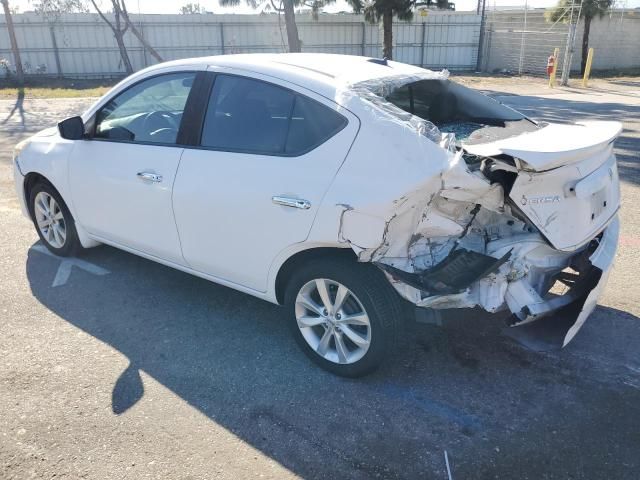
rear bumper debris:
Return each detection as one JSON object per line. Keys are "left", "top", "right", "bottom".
{"left": 392, "top": 216, "right": 618, "bottom": 348}
{"left": 561, "top": 215, "right": 618, "bottom": 346}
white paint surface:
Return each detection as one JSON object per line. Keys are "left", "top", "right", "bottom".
{"left": 12, "top": 54, "right": 622, "bottom": 343}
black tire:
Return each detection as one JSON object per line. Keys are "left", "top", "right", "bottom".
{"left": 284, "top": 257, "right": 405, "bottom": 377}
{"left": 29, "top": 181, "right": 81, "bottom": 257}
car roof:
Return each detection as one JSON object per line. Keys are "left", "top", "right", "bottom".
{"left": 152, "top": 53, "right": 433, "bottom": 98}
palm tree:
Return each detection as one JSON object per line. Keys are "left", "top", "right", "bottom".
{"left": 546, "top": 0, "right": 612, "bottom": 74}
{"left": 218, "top": 0, "right": 334, "bottom": 53}
{"left": 1, "top": 0, "right": 24, "bottom": 84}
{"left": 346, "top": 0, "right": 450, "bottom": 60}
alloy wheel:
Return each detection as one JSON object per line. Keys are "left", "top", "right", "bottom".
{"left": 34, "top": 191, "right": 66, "bottom": 249}
{"left": 295, "top": 278, "right": 372, "bottom": 365}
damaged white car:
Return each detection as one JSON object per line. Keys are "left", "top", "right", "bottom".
{"left": 13, "top": 53, "right": 620, "bottom": 377}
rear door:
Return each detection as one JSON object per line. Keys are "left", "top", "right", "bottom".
{"left": 173, "top": 71, "right": 359, "bottom": 292}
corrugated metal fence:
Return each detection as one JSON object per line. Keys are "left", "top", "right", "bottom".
{"left": 0, "top": 12, "right": 481, "bottom": 78}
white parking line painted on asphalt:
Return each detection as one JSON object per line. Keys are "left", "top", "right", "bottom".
{"left": 32, "top": 244, "right": 110, "bottom": 287}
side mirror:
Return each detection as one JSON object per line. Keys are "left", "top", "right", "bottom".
{"left": 58, "top": 116, "right": 85, "bottom": 140}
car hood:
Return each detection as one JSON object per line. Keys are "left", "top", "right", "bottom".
{"left": 462, "top": 120, "right": 623, "bottom": 171}
{"left": 32, "top": 126, "right": 59, "bottom": 138}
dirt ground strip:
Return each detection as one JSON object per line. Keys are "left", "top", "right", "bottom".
{"left": 1, "top": 76, "right": 639, "bottom": 479}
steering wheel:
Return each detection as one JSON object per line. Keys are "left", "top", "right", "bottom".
{"left": 142, "top": 111, "right": 179, "bottom": 139}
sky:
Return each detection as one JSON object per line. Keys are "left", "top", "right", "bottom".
{"left": 12, "top": 0, "right": 640, "bottom": 14}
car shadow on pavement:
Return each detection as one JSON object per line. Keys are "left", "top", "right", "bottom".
{"left": 25, "top": 242, "right": 640, "bottom": 479}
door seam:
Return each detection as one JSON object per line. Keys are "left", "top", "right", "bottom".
{"left": 171, "top": 148, "right": 192, "bottom": 268}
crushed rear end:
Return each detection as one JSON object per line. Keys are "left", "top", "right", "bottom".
{"left": 337, "top": 71, "right": 621, "bottom": 347}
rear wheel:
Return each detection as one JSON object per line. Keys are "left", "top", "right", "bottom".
{"left": 29, "top": 182, "right": 81, "bottom": 256}
{"left": 285, "top": 258, "right": 404, "bottom": 377}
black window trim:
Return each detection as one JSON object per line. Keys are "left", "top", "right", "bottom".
{"left": 189, "top": 71, "right": 349, "bottom": 158}
{"left": 178, "top": 71, "right": 215, "bottom": 146}
{"left": 86, "top": 70, "right": 207, "bottom": 149}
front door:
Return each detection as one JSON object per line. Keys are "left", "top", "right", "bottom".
{"left": 68, "top": 71, "right": 198, "bottom": 264}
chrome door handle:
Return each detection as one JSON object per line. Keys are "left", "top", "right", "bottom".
{"left": 272, "top": 196, "right": 311, "bottom": 210}
{"left": 137, "top": 172, "right": 163, "bottom": 183}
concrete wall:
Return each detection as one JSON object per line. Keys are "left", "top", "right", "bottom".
{"left": 571, "top": 11, "right": 640, "bottom": 71}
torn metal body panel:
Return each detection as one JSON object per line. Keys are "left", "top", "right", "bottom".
{"left": 376, "top": 249, "right": 512, "bottom": 296}
{"left": 334, "top": 73, "right": 622, "bottom": 347}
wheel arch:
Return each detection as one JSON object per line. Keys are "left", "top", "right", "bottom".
{"left": 274, "top": 246, "right": 357, "bottom": 305}
{"left": 23, "top": 171, "right": 100, "bottom": 249}
{"left": 23, "top": 172, "right": 57, "bottom": 218}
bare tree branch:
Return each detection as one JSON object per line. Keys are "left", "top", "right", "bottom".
{"left": 89, "top": 0, "right": 115, "bottom": 32}
{"left": 269, "top": 0, "right": 284, "bottom": 12}
{"left": 119, "top": 0, "right": 163, "bottom": 62}
{"left": 90, "top": 0, "right": 133, "bottom": 74}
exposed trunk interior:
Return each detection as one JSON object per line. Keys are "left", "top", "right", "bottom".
{"left": 385, "top": 79, "right": 539, "bottom": 149}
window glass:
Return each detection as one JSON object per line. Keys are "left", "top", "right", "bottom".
{"left": 95, "top": 72, "right": 196, "bottom": 145}
{"left": 202, "top": 75, "right": 295, "bottom": 154}
{"left": 410, "top": 82, "right": 434, "bottom": 119}
{"left": 385, "top": 83, "right": 433, "bottom": 120}
{"left": 201, "top": 74, "right": 347, "bottom": 156}
{"left": 285, "top": 95, "right": 347, "bottom": 155}
{"left": 386, "top": 84, "right": 412, "bottom": 113}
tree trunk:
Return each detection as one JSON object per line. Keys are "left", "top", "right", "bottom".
{"left": 382, "top": 10, "right": 393, "bottom": 60}
{"left": 90, "top": 0, "right": 133, "bottom": 74}
{"left": 126, "top": 20, "right": 163, "bottom": 63}
{"left": 119, "top": 1, "right": 163, "bottom": 62}
{"left": 1, "top": 0, "right": 24, "bottom": 84}
{"left": 580, "top": 15, "right": 592, "bottom": 75}
{"left": 114, "top": 30, "right": 134, "bottom": 74}
{"left": 282, "top": 0, "right": 301, "bottom": 53}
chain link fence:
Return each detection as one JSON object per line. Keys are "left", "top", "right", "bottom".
{"left": 478, "top": 7, "right": 640, "bottom": 77}
{"left": 480, "top": 9, "right": 570, "bottom": 76}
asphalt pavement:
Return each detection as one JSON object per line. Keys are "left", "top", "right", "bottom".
{"left": 1, "top": 78, "right": 639, "bottom": 479}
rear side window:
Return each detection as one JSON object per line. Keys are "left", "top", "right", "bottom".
{"left": 285, "top": 95, "right": 346, "bottom": 155}
{"left": 201, "top": 74, "right": 347, "bottom": 156}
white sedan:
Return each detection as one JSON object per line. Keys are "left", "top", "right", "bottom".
{"left": 13, "top": 53, "right": 620, "bottom": 376}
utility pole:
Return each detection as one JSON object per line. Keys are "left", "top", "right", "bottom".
{"left": 560, "top": 0, "right": 577, "bottom": 86}
{"left": 475, "top": 0, "right": 487, "bottom": 72}
{"left": 518, "top": 0, "right": 528, "bottom": 75}
{"left": 1, "top": 0, "right": 24, "bottom": 85}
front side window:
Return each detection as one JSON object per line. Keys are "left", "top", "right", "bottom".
{"left": 95, "top": 72, "right": 196, "bottom": 145}
{"left": 201, "top": 74, "right": 347, "bottom": 156}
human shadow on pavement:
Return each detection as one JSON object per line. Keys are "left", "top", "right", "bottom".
{"left": 2, "top": 87, "right": 25, "bottom": 128}
{"left": 26, "top": 242, "right": 640, "bottom": 479}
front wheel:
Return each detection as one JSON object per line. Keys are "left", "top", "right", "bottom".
{"left": 284, "top": 258, "right": 404, "bottom": 377}
{"left": 29, "top": 181, "right": 81, "bottom": 256}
